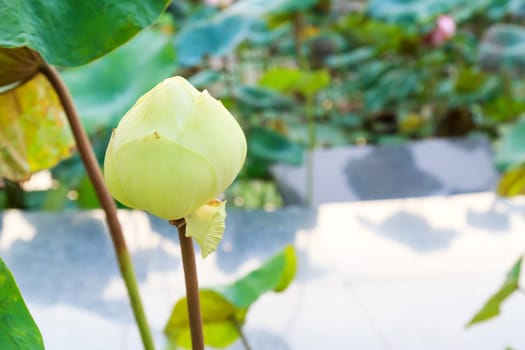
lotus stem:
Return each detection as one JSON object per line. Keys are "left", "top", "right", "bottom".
{"left": 305, "top": 95, "right": 316, "bottom": 207}
{"left": 40, "top": 62, "right": 156, "bottom": 350}
{"left": 292, "top": 12, "right": 315, "bottom": 206}
{"left": 169, "top": 218, "right": 204, "bottom": 350}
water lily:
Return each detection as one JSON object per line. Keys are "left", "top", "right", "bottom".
{"left": 104, "top": 76, "right": 247, "bottom": 257}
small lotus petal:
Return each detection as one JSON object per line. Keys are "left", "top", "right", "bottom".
{"left": 185, "top": 199, "right": 226, "bottom": 258}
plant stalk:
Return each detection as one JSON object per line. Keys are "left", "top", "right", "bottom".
{"left": 40, "top": 63, "right": 156, "bottom": 350}
{"left": 169, "top": 219, "right": 204, "bottom": 350}
{"left": 305, "top": 95, "right": 316, "bottom": 207}
{"left": 292, "top": 12, "right": 308, "bottom": 70}
{"left": 293, "top": 11, "right": 316, "bottom": 206}
{"left": 231, "top": 317, "right": 253, "bottom": 350}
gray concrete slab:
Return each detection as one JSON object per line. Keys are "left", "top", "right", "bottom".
{"left": 271, "top": 136, "right": 498, "bottom": 206}
{"left": 1, "top": 192, "right": 525, "bottom": 349}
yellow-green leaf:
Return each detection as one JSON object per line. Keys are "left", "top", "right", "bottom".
{"left": 497, "top": 165, "right": 525, "bottom": 197}
{"left": 164, "top": 289, "right": 246, "bottom": 349}
{"left": 258, "top": 67, "right": 302, "bottom": 92}
{"left": 164, "top": 246, "right": 298, "bottom": 348}
{"left": 258, "top": 67, "right": 330, "bottom": 97}
{"left": 0, "top": 74, "right": 74, "bottom": 181}
{"left": 467, "top": 257, "right": 522, "bottom": 327}
{"left": 220, "top": 245, "right": 297, "bottom": 308}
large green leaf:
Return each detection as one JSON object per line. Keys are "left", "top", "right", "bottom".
{"left": 494, "top": 119, "right": 525, "bottom": 171}
{"left": 0, "top": 74, "right": 74, "bottom": 181}
{"left": 367, "top": 0, "right": 460, "bottom": 24}
{"left": 220, "top": 245, "right": 297, "bottom": 308}
{"left": 176, "top": 14, "right": 252, "bottom": 67}
{"left": 438, "top": 67, "right": 501, "bottom": 105}
{"left": 0, "top": 257, "right": 45, "bottom": 350}
{"left": 483, "top": 95, "right": 525, "bottom": 122}
{"left": 174, "top": 0, "right": 267, "bottom": 67}
{"left": 258, "top": 67, "right": 330, "bottom": 97}
{"left": 0, "top": 0, "right": 169, "bottom": 66}
{"left": 467, "top": 257, "right": 522, "bottom": 327}
{"left": 258, "top": 67, "right": 302, "bottom": 93}
{"left": 246, "top": 21, "right": 291, "bottom": 46}
{"left": 235, "top": 0, "right": 318, "bottom": 14}
{"left": 188, "top": 70, "right": 222, "bottom": 90}
{"left": 325, "top": 48, "right": 376, "bottom": 69}
{"left": 363, "top": 68, "right": 421, "bottom": 111}
{"left": 164, "top": 245, "right": 297, "bottom": 348}
{"left": 340, "top": 14, "right": 415, "bottom": 53}
{"left": 235, "top": 86, "right": 295, "bottom": 110}
{"left": 248, "top": 127, "right": 304, "bottom": 165}
{"left": 288, "top": 123, "right": 350, "bottom": 148}
{"left": 164, "top": 289, "right": 245, "bottom": 349}
{"left": 479, "top": 24, "right": 525, "bottom": 74}
{"left": 462, "top": 0, "right": 525, "bottom": 20}
{"left": 175, "top": 0, "right": 317, "bottom": 66}
{"left": 356, "top": 61, "right": 390, "bottom": 89}
{"left": 61, "top": 28, "right": 177, "bottom": 133}
{"left": 296, "top": 70, "right": 330, "bottom": 98}
{"left": 273, "top": 0, "right": 318, "bottom": 13}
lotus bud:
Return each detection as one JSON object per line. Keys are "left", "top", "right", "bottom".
{"left": 427, "top": 15, "right": 456, "bottom": 46}
{"left": 104, "top": 76, "right": 247, "bottom": 256}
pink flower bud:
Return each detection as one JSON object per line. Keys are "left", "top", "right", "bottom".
{"left": 437, "top": 15, "right": 456, "bottom": 39}
{"left": 427, "top": 15, "right": 456, "bottom": 46}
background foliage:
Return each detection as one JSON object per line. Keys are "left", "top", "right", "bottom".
{"left": 2, "top": 0, "right": 525, "bottom": 209}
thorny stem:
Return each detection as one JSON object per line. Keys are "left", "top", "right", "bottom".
{"left": 40, "top": 63, "right": 156, "bottom": 350}
{"left": 169, "top": 218, "right": 204, "bottom": 350}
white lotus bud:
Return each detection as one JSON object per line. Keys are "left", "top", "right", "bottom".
{"left": 104, "top": 76, "right": 246, "bottom": 256}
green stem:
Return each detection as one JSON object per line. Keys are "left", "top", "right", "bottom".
{"left": 293, "top": 12, "right": 308, "bottom": 70}
{"left": 293, "top": 11, "right": 316, "bottom": 206}
{"left": 305, "top": 95, "right": 315, "bottom": 207}
{"left": 40, "top": 62, "right": 156, "bottom": 350}
{"left": 231, "top": 317, "right": 253, "bottom": 350}
{"left": 169, "top": 219, "right": 204, "bottom": 350}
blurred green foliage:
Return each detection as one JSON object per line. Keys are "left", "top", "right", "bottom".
{"left": 165, "top": 245, "right": 297, "bottom": 349}
{"left": 2, "top": 0, "right": 525, "bottom": 210}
